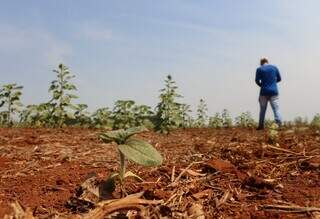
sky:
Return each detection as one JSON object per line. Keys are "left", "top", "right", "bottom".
{"left": 1, "top": 0, "right": 320, "bottom": 120}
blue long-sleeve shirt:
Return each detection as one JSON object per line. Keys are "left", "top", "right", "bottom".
{"left": 255, "top": 64, "right": 281, "bottom": 96}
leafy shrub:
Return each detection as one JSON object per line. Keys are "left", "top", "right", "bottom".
{"left": 155, "top": 75, "right": 185, "bottom": 133}
{"left": 19, "top": 103, "right": 52, "bottom": 127}
{"left": 100, "top": 127, "right": 162, "bottom": 193}
{"left": 0, "top": 83, "right": 23, "bottom": 126}
{"left": 195, "top": 99, "right": 208, "bottom": 127}
{"left": 209, "top": 113, "right": 224, "bottom": 128}
{"left": 48, "top": 64, "right": 78, "bottom": 127}
{"left": 178, "top": 103, "right": 193, "bottom": 128}
{"left": 132, "top": 104, "right": 154, "bottom": 128}
{"left": 235, "top": 111, "right": 256, "bottom": 128}
{"left": 71, "top": 104, "right": 91, "bottom": 126}
{"left": 222, "top": 109, "right": 233, "bottom": 128}
{"left": 293, "top": 116, "right": 309, "bottom": 127}
{"left": 311, "top": 114, "right": 320, "bottom": 130}
{"left": 91, "top": 107, "right": 113, "bottom": 128}
{"left": 112, "top": 100, "right": 154, "bottom": 130}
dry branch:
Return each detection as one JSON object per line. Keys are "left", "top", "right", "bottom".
{"left": 82, "top": 192, "right": 162, "bottom": 219}
{"left": 262, "top": 204, "right": 320, "bottom": 213}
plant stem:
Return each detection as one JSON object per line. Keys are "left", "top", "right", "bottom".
{"left": 119, "top": 151, "right": 126, "bottom": 184}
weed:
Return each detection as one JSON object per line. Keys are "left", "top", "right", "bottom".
{"left": 196, "top": 99, "right": 208, "bottom": 127}
{"left": 49, "top": 63, "right": 78, "bottom": 127}
{"left": 222, "top": 109, "right": 233, "bottom": 128}
{"left": 0, "top": 83, "right": 23, "bottom": 126}
{"left": 235, "top": 111, "right": 256, "bottom": 128}
{"left": 209, "top": 113, "right": 224, "bottom": 128}
{"left": 155, "top": 75, "right": 185, "bottom": 133}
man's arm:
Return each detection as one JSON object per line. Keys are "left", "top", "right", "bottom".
{"left": 255, "top": 69, "right": 262, "bottom": 87}
{"left": 276, "top": 68, "right": 282, "bottom": 82}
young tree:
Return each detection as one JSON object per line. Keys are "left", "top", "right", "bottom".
{"left": 19, "top": 103, "right": 52, "bottom": 127}
{"left": 235, "top": 111, "right": 256, "bottom": 128}
{"left": 209, "top": 113, "right": 224, "bottom": 128}
{"left": 196, "top": 99, "right": 208, "bottom": 127}
{"left": 48, "top": 64, "right": 78, "bottom": 127}
{"left": 155, "top": 75, "right": 184, "bottom": 133}
{"left": 0, "top": 83, "right": 23, "bottom": 126}
{"left": 178, "top": 103, "right": 193, "bottom": 128}
{"left": 222, "top": 109, "right": 233, "bottom": 128}
{"left": 91, "top": 107, "right": 113, "bottom": 128}
{"left": 112, "top": 100, "right": 137, "bottom": 129}
{"left": 311, "top": 113, "right": 320, "bottom": 130}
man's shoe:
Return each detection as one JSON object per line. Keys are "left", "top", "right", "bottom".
{"left": 256, "top": 126, "right": 264, "bottom": 130}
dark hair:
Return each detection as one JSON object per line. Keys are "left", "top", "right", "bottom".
{"left": 260, "top": 58, "right": 269, "bottom": 66}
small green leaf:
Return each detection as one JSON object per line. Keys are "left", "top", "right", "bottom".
{"left": 119, "top": 139, "right": 163, "bottom": 166}
{"left": 124, "top": 126, "right": 148, "bottom": 137}
{"left": 100, "top": 129, "right": 126, "bottom": 143}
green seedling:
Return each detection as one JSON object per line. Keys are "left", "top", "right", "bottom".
{"left": 196, "top": 99, "right": 208, "bottom": 128}
{"left": 111, "top": 100, "right": 154, "bottom": 129}
{"left": 48, "top": 63, "right": 78, "bottom": 127}
{"left": 222, "top": 109, "right": 233, "bottom": 128}
{"left": 235, "top": 111, "right": 257, "bottom": 128}
{"left": 100, "top": 126, "right": 163, "bottom": 194}
{"left": 19, "top": 103, "right": 52, "bottom": 127}
{"left": 155, "top": 75, "right": 186, "bottom": 133}
{"left": 209, "top": 113, "right": 224, "bottom": 128}
{"left": 0, "top": 83, "right": 23, "bottom": 126}
{"left": 91, "top": 107, "right": 113, "bottom": 128}
{"left": 311, "top": 114, "right": 320, "bottom": 130}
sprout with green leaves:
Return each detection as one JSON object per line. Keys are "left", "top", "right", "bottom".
{"left": 91, "top": 107, "right": 113, "bottom": 128}
{"left": 311, "top": 114, "right": 320, "bottom": 128}
{"left": 196, "top": 99, "right": 208, "bottom": 127}
{"left": 209, "top": 113, "right": 224, "bottom": 128}
{"left": 155, "top": 75, "right": 185, "bottom": 133}
{"left": 19, "top": 103, "right": 52, "bottom": 127}
{"left": 111, "top": 100, "right": 154, "bottom": 130}
{"left": 235, "top": 111, "right": 256, "bottom": 128}
{"left": 222, "top": 109, "right": 233, "bottom": 128}
{"left": 49, "top": 63, "right": 78, "bottom": 127}
{"left": 0, "top": 83, "right": 23, "bottom": 126}
{"left": 178, "top": 103, "right": 193, "bottom": 128}
{"left": 71, "top": 104, "right": 91, "bottom": 126}
{"left": 100, "top": 126, "right": 163, "bottom": 194}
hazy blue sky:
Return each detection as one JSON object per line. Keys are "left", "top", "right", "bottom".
{"left": 1, "top": 1, "right": 319, "bottom": 120}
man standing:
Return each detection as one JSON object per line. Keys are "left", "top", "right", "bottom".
{"left": 255, "top": 58, "right": 282, "bottom": 130}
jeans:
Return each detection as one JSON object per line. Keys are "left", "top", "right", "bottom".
{"left": 258, "top": 95, "right": 282, "bottom": 128}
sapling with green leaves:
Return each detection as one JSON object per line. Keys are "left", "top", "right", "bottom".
{"left": 48, "top": 63, "right": 78, "bottom": 127}
{"left": 222, "top": 109, "right": 233, "bottom": 128}
{"left": 311, "top": 114, "right": 320, "bottom": 130}
{"left": 19, "top": 103, "right": 52, "bottom": 127}
{"left": 133, "top": 104, "right": 154, "bottom": 128}
{"left": 91, "top": 107, "right": 113, "bottom": 128}
{"left": 72, "top": 104, "right": 91, "bottom": 126}
{"left": 0, "top": 83, "right": 23, "bottom": 126}
{"left": 196, "top": 98, "right": 208, "bottom": 127}
{"left": 155, "top": 75, "right": 185, "bottom": 133}
{"left": 293, "top": 116, "right": 309, "bottom": 127}
{"left": 178, "top": 103, "right": 193, "bottom": 128}
{"left": 209, "top": 113, "right": 224, "bottom": 128}
{"left": 100, "top": 126, "right": 163, "bottom": 194}
{"left": 235, "top": 111, "right": 256, "bottom": 128}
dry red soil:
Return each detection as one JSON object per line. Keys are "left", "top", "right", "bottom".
{"left": 0, "top": 127, "right": 319, "bottom": 218}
